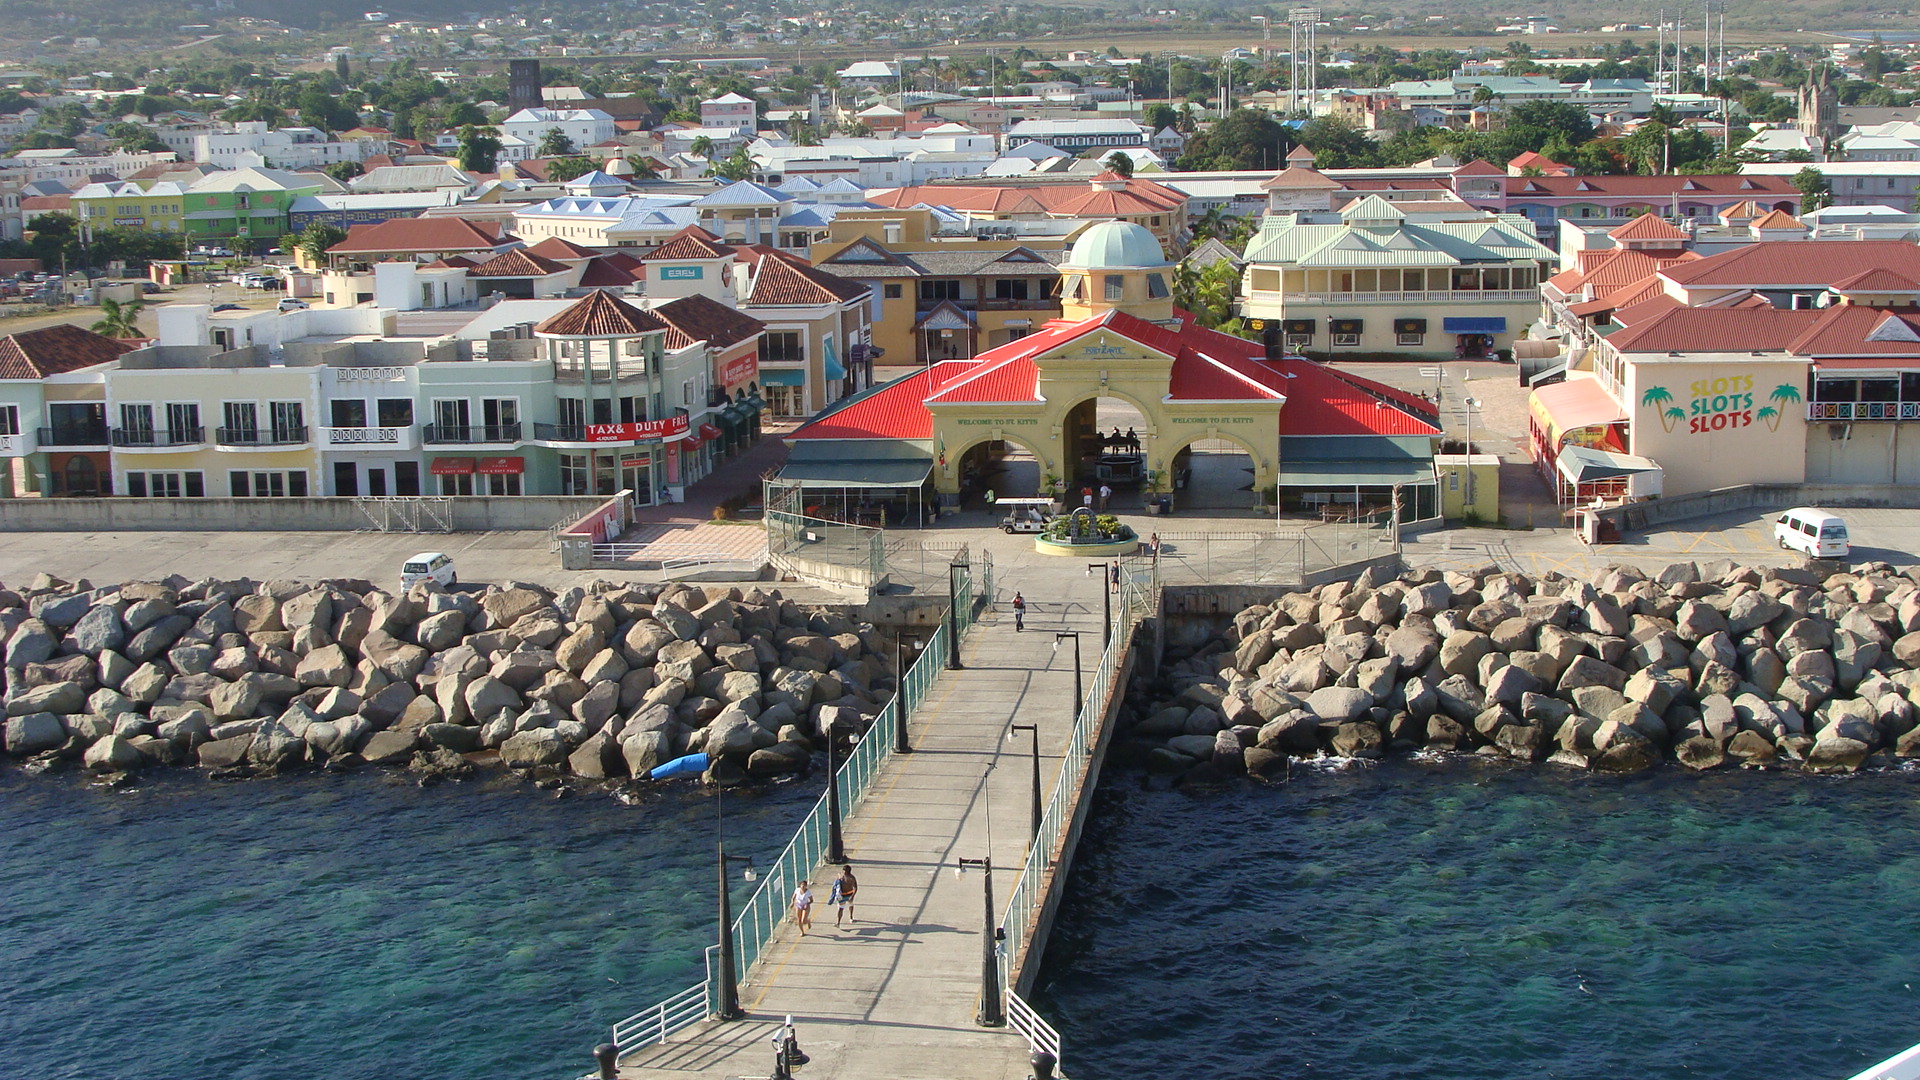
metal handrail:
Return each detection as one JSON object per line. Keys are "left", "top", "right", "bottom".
{"left": 111, "top": 425, "right": 204, "bottom": 447}
{"left": 421, "top": 422, "right": 522, "bottom": 444}
{"left": 1007, "top": 989, "right": 1062, "bottom": 1065}
{"left": 606, "top": 567, "right": 976, "bottom": 1061}
{"left": 215, "top": 425, "right": 308, "bottom": 446}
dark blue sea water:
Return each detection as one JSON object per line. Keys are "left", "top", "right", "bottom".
{"left": 0, "top": 767, "right": 814, "bottom": 1080}
{"left": 1036, "top": 759, "right": 1920, "bottom": 1080}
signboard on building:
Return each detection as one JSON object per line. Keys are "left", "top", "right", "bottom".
{"left": 717, "top": 350, "right": 758, "bottom": 387}
{"left": 584, "top": 414, "right": 691, "bottom": 443}
{"left": 659, "top": 266, "right": 704, "bottom": 280}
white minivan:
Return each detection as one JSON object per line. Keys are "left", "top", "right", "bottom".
{"left": 1773, "top": 508, "right": 1851, "bottom": 559}
{"left": 400, "top": 551, "right": 458, "bottom": 589}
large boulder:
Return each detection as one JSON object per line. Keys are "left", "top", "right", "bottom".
{"left": 67, "top": 605, "right": 127, "bottom": 657}
{"left": 1305, "top": 686, "right": 1373, "bottom": 724}
{"left": 499, "top": 728, "right": 570, "bottom": 768}
{"left": 1438, "top": 631, "right": 1493, "bottom": 679}
{"left": 83, "top": 734, "right": 146, "bottom": 772}
{"left": 4, "top": 712, "right": 66, "bottom": 755}
{"left": 1557, "top": 655, "right": 1629, "bottom": 695}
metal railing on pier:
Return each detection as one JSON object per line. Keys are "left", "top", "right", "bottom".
{"left": 994, "top": 552, "right": 1162, "bottom": 1073}
{"left": 604, "top": 557, "right": 985, "bottom": 1061}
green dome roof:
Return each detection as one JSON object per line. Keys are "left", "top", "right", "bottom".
{"left": 1064, "top": 221, "right": 1170, "bottom": 269}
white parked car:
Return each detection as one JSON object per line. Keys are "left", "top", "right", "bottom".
{"left": 277, "top": 297, "right": 309, "bottom": 312}
{"left": 400, "top": 551, "right": 457, "bottom": 589}
{"left": 1773, "top": 507, "right": 1851, "bottom": 560}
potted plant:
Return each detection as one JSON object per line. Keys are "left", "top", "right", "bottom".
{"left": 1042, "top": 472, "right": 1066, "bottom": 515}
{"left": 1142, "top": 469, "right": 1171, "bottom": 516}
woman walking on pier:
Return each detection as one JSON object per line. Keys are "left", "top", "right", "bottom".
{"left": 792, "top": 880, "right": 815, "bottom": 935}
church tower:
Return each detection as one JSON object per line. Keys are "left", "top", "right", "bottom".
{"left": 1797, "top": 65, "right": 1838, "bottom": 151}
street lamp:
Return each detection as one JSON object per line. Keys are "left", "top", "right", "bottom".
{"left": 823, "top": 720, "right": 847, "bottom": 865}
{"left": 1053, "top": 631, "right": 1083, "bottom": 719}
{"left": 713, "top": 788, "right": 756, "bottom": 1021}
{"left": 895, "top": 634, "right": 921, "bottom": 754}
{"left": 956, "top": 857, "right": 1005, "bottom": 1027}
{"left": 946, "top": 559, "right": 965, "bottom": 670}
{"left": 1007, "top": 723, "right": 1041, "bottom": 850}
{"left": 1086, "top": 561, "right": 1111, "bottom": 648}
{"left": 1462, "top": 395, "right": 1481, "bottom": 510}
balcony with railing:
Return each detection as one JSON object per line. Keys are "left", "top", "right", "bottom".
{"left": 112, "top": 426, "right": 206, "bottom": 450}
{"left": 321, "top": 425, "right": 415, "bottom": 450}
{"left": 1260, "top": 288, "right": 1539, "bottom": 305}
{"left": 421, "top": 423, "right": 523, "bottom": 445}
{"left": 974, "top": 298, "right": 1060, "bottom": 312}
{"left": 0, "top": 431, "right": 38, "bottom": 456}
{"left": 216, "top": 426, "right": 309, "bottom": 449}
{"left": 38, "top": 425, "right": 110, "bottom": 448}
{"left": 533, "top": 422, "right": 589, "bottom": 443}
{"left": 1807, "top": 400, "right": 1920, "bottom": 421}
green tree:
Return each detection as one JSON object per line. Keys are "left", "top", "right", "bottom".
{"left": 1176, "top": 108, "right": 1295, "bottom": 171}
{"left": 104, "top": 122, "right": 167, "bottom": 153}
{"left": 1143, "top": 102, "right": 1178, "bottom": 132}
{"left": 689, "top": 135, "right": 715, "bottom": 159}
{"left": 537, "top": 127, "right": 577, "bottom": 157}
{"left": 324, "top": 161, "right": 364, "bottom": 182}
{"left": 708, "top": 146, "right": 754, "bottom": 181}
{"left": 626, "top": 155, "right": 661, "bottom": 181}
{"left": 545, "top": 156, "right": 598, "bottom": 183}
{"left": 456, "top": 125, "right": 502, "bottom": 174}
{"left": 1172, "top": 258, "right": 1244, "bottom": 333}
{"left": 1792, "top": 166, "right": 1833, "bottom": 211}
{"left": 295, "top": 222, "right": 349, "bottom": 264}
{"left": 445, "top": 101, "right": 488, "bottom": 128}
{"left": 90, "top": 297, "right": 146, "bottom": 339}
{"left": 1101, "top": 151, "right": 1135, "bottom": 177}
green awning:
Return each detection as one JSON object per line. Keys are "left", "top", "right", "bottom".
{"left": 779, "top": 441, "right": 934, "bottom": 488}
{"left": 1279, "top": 458, "right": 1437, "bottom": 487}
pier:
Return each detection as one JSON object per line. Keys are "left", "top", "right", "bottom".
{"left": 602, "top": 554, "right": 1160, "bottom": 1080}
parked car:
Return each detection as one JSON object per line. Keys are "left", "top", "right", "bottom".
{"left": 1774, "top": 507, "right": 1850, "bottom": 559}
{"left": 400, "top": 552, "right": 457, "bottom": 589}
{"left": 212, "top": 303, "right": 246, "bottom": 312}
{"left": 277, "top": 297, "right": 309, "bottom": 312}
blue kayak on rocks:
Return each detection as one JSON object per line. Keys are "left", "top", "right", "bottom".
{"left": 649, "top": 753, "right": 710, "bottom": 780}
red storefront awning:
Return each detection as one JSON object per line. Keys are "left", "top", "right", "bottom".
{"left": 698, "top": 422, "right": 724, "bottom": 440}
{"left": 681, "top": 433, "right": 703, "bottom": 450}
{"left": 477, "top": 456, "right": 524, "bottom": 475}
{"left": 430, "top": 457, "right": 475, "bottom": 475}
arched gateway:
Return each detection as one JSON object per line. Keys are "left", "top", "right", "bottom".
{"left": 781, "top": 221, "right": 1443, "bottom": 520}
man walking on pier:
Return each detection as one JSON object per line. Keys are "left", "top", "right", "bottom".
{"left": 832, "top": 865, "right": 859, "bottom": 929}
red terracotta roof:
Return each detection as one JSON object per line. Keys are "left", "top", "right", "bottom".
{"left": 1604, "top": 306, "right": 1819, "bottom": 354}
{"left": 1501, "top": 174, "right": 1798, "bottom": 198}
{"left": 1452, "top": 159, "right": 1506, "bottom": 177}
{"left": 328, "top": 216, "right": 502, "bottom": 255}
{"left": 0, "top": 324, "right": 139, "bottom": 380}
{"left": 577, "top": 257, "right": 643, "bottom": 287}
{"left": 865, "top": 176, "right": 1184, "bottom": 215}
{"left": 1661, "top": 241, "right": 1920, "bottom": 288}
{"left": 641, "top": 226, "right": 733, "bottom": 262}
{"left": 534, "top": 290, "right": 666, "bottom": 336}
{"left": 652, "top": 293, "right": 765, "bottom": 351}
{"left": 1834, "top": 268, "right": 1920, "bottom": 292}
{"left": 526, "top": 236, "right": 601, "bottom": 260}
{"left": 1607, "top": 214, "right": 1689, "bottom": 242}
{"left": 1749, "top": 209, "right": 1804, "bottom": 230}
{"left": 744, "top": 257, "right": 868, "bottom": 306}
{"left": 468, "top": 248, "right": 573, "bottom": 277}
{"left": 1788, "top": 304, "right": 1920, "bottom": 357}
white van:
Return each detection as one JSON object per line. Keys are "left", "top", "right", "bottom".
{"left": 400, "top": 551, "right": 458, "bottom": 589}
{"left": 1773, "top": 508, "right": 1850, "bottom": 559}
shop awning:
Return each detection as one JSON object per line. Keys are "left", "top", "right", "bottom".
{"left": 760, "top": 369, "right": 804, "bottom": 386}
{"left": 698, "top": 422, "right": 724, "bottom": 441}
{"left": 746, "top": 392, "right": 766, "bottom": 413}
{"left": 779, "top": 440, "right": 934, "bottom": 488}
{"left": 476, "top": 456, "right": 523, "bottom": 475}
{"left": 1556, "top": 445, "right": 1662, "bottom": 485}
{"left": 1443, "top": 317, "right": 1508, "bottom": 334}
{"left": 681, "top": 432, "right": 703, "bottom": 451}
{"left": 1529, "top": 377, "right": 1628, "bottom": 447}
{"left": 1279, "top": 458, "right": 1437, "bottom": 486}
{"left": 823, "top": 338, "right": 847, "bottom": 382}
{"left": 430, "top": 457, "right": 475, "bottom": 475}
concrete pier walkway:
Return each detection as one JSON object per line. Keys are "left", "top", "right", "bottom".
{"left": 617, "top": 574, "right": 1108, "bottom": 1080}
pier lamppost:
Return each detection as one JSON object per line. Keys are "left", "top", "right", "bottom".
{"left": 946, "top": 557, "right": 965, "bottom": 670}
{"left": 714, "top": 790, "right": 753, "bottom": 1021}
{"left": 1053, "top": 631, "right": 1083, "bottom": 719}
{"left": 1087, "top": 562, "right": 1112, "bottom": 648}
{"left": 957, "top": 856, "right": 1005, "bottom": 1027}
{"left": 824, "top": 722, "right": 847, "bottom": 866}
{"left": 895, "top": 634, "right": 921, "bottom": 754}
{"left": 1008, "top": 723, "right": 1041, "bottom": 851}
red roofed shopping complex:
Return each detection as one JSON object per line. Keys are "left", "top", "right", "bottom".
{"left": 778, "top": 222, "right": 1444, "bottom": 520}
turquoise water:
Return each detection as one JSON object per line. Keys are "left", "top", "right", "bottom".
{"left": 1036, "top": 761, "right": 1920, "bottom": 1080}
{"left": 0, "top": 767, "right": 814, "bottom": 1080}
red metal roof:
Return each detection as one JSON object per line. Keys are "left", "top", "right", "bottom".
{"left": 787, "top": 361, "right": 984, "bottom": 441}
{"left": 1788, "top": 304, "right": 1920, "bottom": 357}
{"left": 1258, "top": 356, "right": 1443, "bottom": 436}
{"left": 1605, "top": 306, "right": 1818, "bottom": 353}
{"left": 1502, "top": 174, "right": 1797, "bottom": 198}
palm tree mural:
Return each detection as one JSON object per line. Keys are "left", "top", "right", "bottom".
{"left": 1757, "top": 405, "right": 1779, "bottom": 429}
{"left": 1766, "top": 383, "right": 1803, "bottom": 430}
{"left": 1642, "top": 385, "right": 1678, "bottom": 432}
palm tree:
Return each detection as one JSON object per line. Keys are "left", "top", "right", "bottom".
{"left": 689, "top": 135, "right": 714, "bottom": 160}
{"left": 91, "top": 297, "right": 145, "bottom": 339}
{"left": 1757, "top": 405, "right": 1780, "bottom": 430}
{"left": 1665, "top": 407, "right": 1685, "bottom": 431}
{"left": 1642, "top": 385, "right": 1677, "bottom": 431}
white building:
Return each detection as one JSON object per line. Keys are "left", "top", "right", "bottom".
{"left": 700, "top": 92, "right": 757, "bottom": 135}
{"left": 192, "top": 123, "right": 369, "bottom": 169}
{"left": 500, "top": 108, "right": 616, "bottom": 154}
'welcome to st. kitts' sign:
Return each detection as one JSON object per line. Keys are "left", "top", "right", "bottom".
{"left": 583, "top": 415, "right": 691, "bottom": 443}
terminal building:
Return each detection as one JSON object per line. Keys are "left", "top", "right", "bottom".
{"left": 779, "top": 221, "right": 1443, "bottom": 521}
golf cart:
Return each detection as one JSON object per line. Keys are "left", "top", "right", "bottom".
{"left": 997, "top": 497, "right": 1056, "bottom": 534}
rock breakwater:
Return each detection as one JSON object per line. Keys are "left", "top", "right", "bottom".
{"left": 1122, "top": 560, "right": 1920, "bottom": 779}
{"left": 1, "top": 573, "right": 895, "bottom": 786}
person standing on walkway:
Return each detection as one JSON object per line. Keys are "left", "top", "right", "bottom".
{"left": 1081, "top": 485, "right": 1094, "bottom": 510}
{"left": 1098, "top": 483, "right": 1112, "bottom": 511}
{"left": 1110, "top": 559, "right": 1121, "bottom": 589}
{"left": 792, "top": 880, "right": 815, "bottom": 935}
{"left": 832, "top": 864, "right": 859, "bottom": 928}
{"left": 1012, "top": 591, "right": 1026, "bottom": 631}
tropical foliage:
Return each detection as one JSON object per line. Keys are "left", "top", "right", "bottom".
{"left": 90, "top": 298, "right": 145, "bottom": 339}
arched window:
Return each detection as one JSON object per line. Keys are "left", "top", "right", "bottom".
{"left": 64, "top": 455, "right": 96, "bottom": 496}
